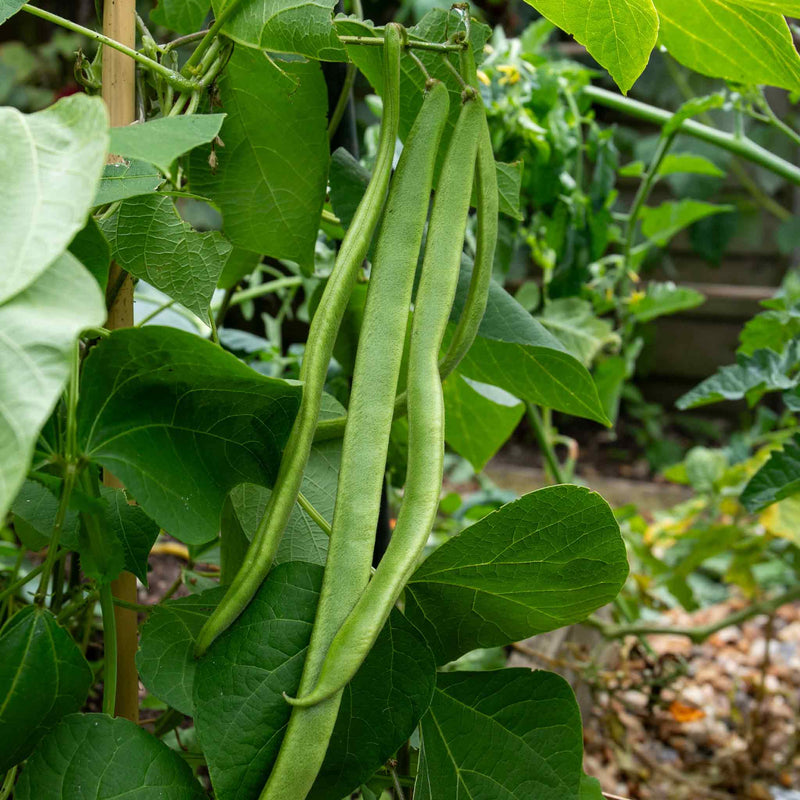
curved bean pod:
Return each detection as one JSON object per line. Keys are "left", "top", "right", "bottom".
{"left": 193, "top": 24, "right": 403, "bottom": 658}
{"left": 258, "top": 79, "right": 451, "bottom": 800}
{"left": 287, "top": 93, "right": 484, "bottom": 709}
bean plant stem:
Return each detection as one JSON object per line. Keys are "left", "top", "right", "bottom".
{"left": 0, "top": 563, "right": 45, "bottom": 604}
{"left": 99, "top": 582, "right": 118, "bottom": 716}
{"left": 584, "top": 85, "right": 800, "bottom": 187}
{"left": 297, "top": 492, "right": 332, "bottom": 536}
{"left": 328, "top": 62, "right": 358, "bottom": 142}
{"left": 112, "top": 597, "right": 155, "bottom": 614}
{"left": 0, "top": 767, "right": 17, "bottom": 800}
{"left": 339, "top": 34, "right": 465, "bottom": 53}
{"left": 622, "top": 131, "right": 676, "bottom": 270}
{"left": 223, "top": 276, "right": 304, "bottom": 309}
{"left": 21, "top": 4, "right": 194, "bottom": 92}
{"left": 182, "top": 0, "right": 247, "bottom": 74}
{"left": 588, "top": 584, "right": 800, "bottom": 643}
{"left": 526, "top": 404, "right": 565, "bottom": 484}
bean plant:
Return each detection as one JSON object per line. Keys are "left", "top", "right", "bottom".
{"left": 1, "top": 1, "right": 799, "bottom": 799}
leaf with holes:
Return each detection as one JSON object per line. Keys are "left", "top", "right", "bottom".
{"left": 102, "top": 194, "right": 231, "bottom": 319}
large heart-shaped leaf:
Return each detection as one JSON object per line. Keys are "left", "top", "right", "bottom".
{"left": 108, "top": 114, "right": 225, "bottom": 174}
{"left": 639, "top": 199, "right": 733, "bottom": 247}
{"left": 416, "top": 669, "right": 584, "bottom": 800}
{"left": 0, "top": 606, "right": 93, "bottom": 772}
{"left": 537, "top": 298, "right": 619, "bottom": 367}
{"left": 189, "top": 48, "right": 328, "bottom": 272}
{"left": 15, "top": 713, "right": 205, "bottom": 799}
{"left": 448, "top": 265, "right": 609, "bottom": 425}
{"left": 0, "top": 94, "right": 107, "bottom": 302}
{"left": 93, "top": 159, "right": 163, "bottom": 206}
{"left": 0, "top": 252, "right": 105, "bottom": 520}
{"left": 0, "top": 0, "right": 26, "bottom": 25}
{"left": 76, "top": 327, "right": 301, "bottom": 544}
{"left": 102, "top": 194, "right": 231, "bottom": 319}
{"left": 654, "top": 0, "right": 800, "bottom": 91}
{"left": 522, "top": 0, "right": 658, "bottom": 94}
{"left": 406, "top": 485, "right": 629, "bottom": 665}
{"left": 210, "top": 0, "right": 345, "bottom": 59}
{"left": 194, "top": 562, "right": 436, "bottom": 800}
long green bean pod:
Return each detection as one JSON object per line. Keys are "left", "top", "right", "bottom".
{"left": 259, "top": 80, "right": 451, "bottom": 800}
{"left": 312, "top": 53, "right": 498, "bottom": 444}
{"left": 193, "top": 25, "right": 403, "bottom": 658}
{"left": 286, "top": 93, "right": 483, "bottom": 709}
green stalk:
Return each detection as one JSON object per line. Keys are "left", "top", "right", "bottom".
{"left": 526, "top": 404, "right": 565, "bottom": 484}
{"left": 182, "top": 0, "right": 247, "bottom": 74}
{"left": 0, "top": 563, "right": 45, "bottom": 604}
{"left": 220, "top": 276, "right": 304, "bottom": 309}
{"left": 297, "top": 492, "right": 332, "bottom": 536}
{"left": 99, "top": 582, "right": 118, "bottom": 716}
{"left": 588, "top": 585, "right": 800, "bottom": 644}
{"left": 339, "top": 34, "right": 465, "bottom": 53}
{"left": 584, "top": 85, "right": 800, "bottom": 187}
{"left": 21, "top": 4, "right": 194, "bottom": 92}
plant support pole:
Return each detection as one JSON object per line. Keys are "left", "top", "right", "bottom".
{"left": 102, "top": 0, "right": 139, "bottom": 725}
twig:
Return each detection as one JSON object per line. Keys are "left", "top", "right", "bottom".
{"left": 588, "top": 585, "right": 800, "bottom": 643}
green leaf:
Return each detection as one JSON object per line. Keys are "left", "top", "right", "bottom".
{"left": 150, "top": 0, "right": 210, "bottom": 34}
{"left": 109, "top": 114, "right": 225, "bottom": 175}
{"left": 329, "top": 148, "right": 371, "bottom": 230}
{"left": 102, "top": 194, "right": 231, "bottom": 319}
{"left": 653, "top": 0, "right": 800, "bottom": 91}
{"left": 0, "top": 606, "right": 93, "bottom": 772}
{"left": 443, "top": 375, "right": 524, "bottom": 472}
{"left": 415, "top": 669, "right": 583, "bottom": 800}
{"left": 194, "top": 562, "right": 435, "bottom": 800}
{"left": 639, "top": 200, "right": 733, "bottom": 247}
{"left": 211, "top": 0, "right": 345, "bottom": 59}
{"left": 68, "top": 217, "right": 111, "bottom": 292}
{"left": 593, "top": 355, "right": 628, "bottom": 425}
{"left": 102, "top": 487, "right": 160, "bottom": 584}
{"left": 0, "top": 94, "right": 108, "bottom": 302}
{"left": 11, "top": 480, "right": 81, "bottom": 551}
{"left": 522, "top": 0, "right": 658, "bottom": 93}
{"left": 657, "top": 152, "right": 725, "bottom": 178}
{"left": 741, "top": 434, "right": 800, "bottom": 512}
{"left": 496, "top": 160, "right": 524, "bottom": 220}
{"left": 339, "top": 10, "right": 492, "bottom": 168}
{"left": 537, "top": 297, "right": 619, "bottom": 366}
{"left": 230, "top": 393, "right": 341, "bottom": 566}
{"left": 218, "top": 247, "right": 262, "bottom": 290}
{"left": 0, "top": 0, "right": 26, "bottom": 25}
{"left": 449, "top": 265, "right": 610, "bottom": 425}
{"left": 76, "top": 327, "right": 302, "bottom": 544}
{"left": 728, "top": 0, "right": 800, "bottom": 11}
{"left": 628, "top": 281, "right": 706, "bottom": 323}
{"left": 189, "top": 49, "right": 328, "bottom": 273}
{"left": 406, "top": 485, "right": 629, "bottom": 665}
{"left": 738, "top": 307, "right": 800, "bottom": 356}
{"left": 309, "top": 610, "right": 436, "bottom": 800}
{"left": 676, "top": 343, "right": 800, "bottom": 409}
{"left": 15, "top": 713, "right": 205, "bottom": 799}
{"left": 137, "top": 587, "right": 226, "bottom": 715}
{"left": 0, "top": 253, "right": 105, "bottom": 521}
{"left": 94, "top": 158, "right": 163, "bottom": 206}
{"left": 580, "top": 773, "right": 606, "bottom": 800}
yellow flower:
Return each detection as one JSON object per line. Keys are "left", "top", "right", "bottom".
{"left": 476, "top": 69, "right": 490, "bottom": 86}
{"left": 497, "top": 64, "right": 520, "bottom": 86}
{"left": 627, "top": 290, "right": 646, "bottom": 305}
